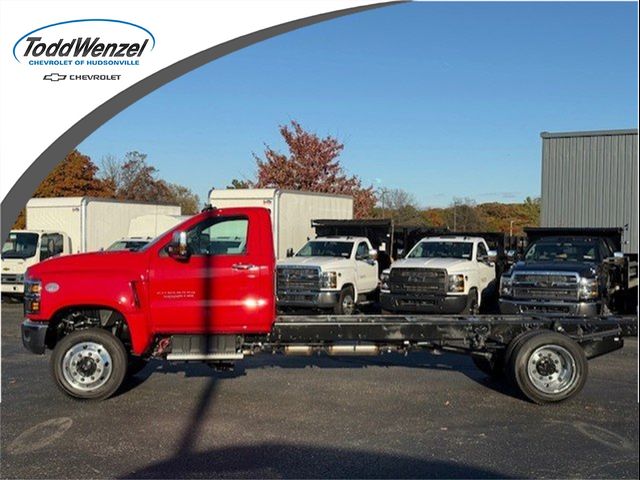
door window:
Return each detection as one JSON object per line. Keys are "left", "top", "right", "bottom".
{"left": 476, "top": 242, "right": 488, "bottom": 262}
{"left": 356, "top": 242, "right": 369, "bottom": 260}
{"left": 40, "top": 233, "right": 64, "bottom": 261}
{"left": 186, "top": 217, "right": 249, "bottom": 256}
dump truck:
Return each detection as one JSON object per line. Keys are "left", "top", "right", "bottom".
{"left": 20, "top": 207, "right": 637, "bottom": 404}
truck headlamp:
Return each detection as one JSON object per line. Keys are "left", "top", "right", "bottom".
{"left": 578, "top": 278, "right": 598, "bottom": 300}
{"left": 321, "top": 271, "right": 338, "bottom": 289}
{"left": 500, "top": 276, "right": 512, "bottom": 297}
{"left": 448, "top": 274, "right": 465, "bottom": 293}
{"left": 380, "top": 271, "right": 390, "bottom": 291}
{"left": 24, "top": 278, "right": 42, "bottom": 314}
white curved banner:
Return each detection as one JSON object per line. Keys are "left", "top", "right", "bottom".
{"left": 0, "top": 0, "right": 393, "bottom": 202}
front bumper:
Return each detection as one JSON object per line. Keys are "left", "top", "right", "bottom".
{"left": 380, "top": 292, "right": 468, "bottom": 314}
{"left": 277, "top": 290, "right": 340, "bottom": 309}
{"left": 1, "top": 282, "right": 24, "bottom": 294}
{"left": 21, "top": 319, "right": 49, "bottom": 354}
{"left": 499, "top": 299, "right": 599, "bottom": 316}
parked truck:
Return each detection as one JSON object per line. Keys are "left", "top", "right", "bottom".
{"left": 276, "top": 236, "right": 379, "bottom": 314}
{"left": 380, "top": 236, "right": 497, "bottom": 314}
{"left": 500, "top": 228, "right": 639, "bottom": 315}
{"left": 106, "top": 214, "right": 190, "bottom": 252}
{"left": 1, "top": 197, "right": 180, "bottom": 296}
{"left": 21, "top": 207, "right": 636, "bottom": 404}
{"left": 209, "top": 189, "right": 353, "bottom": 259}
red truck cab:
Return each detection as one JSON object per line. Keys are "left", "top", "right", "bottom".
{"left": 22, "top": 207, "right": 275, "bottom": 398}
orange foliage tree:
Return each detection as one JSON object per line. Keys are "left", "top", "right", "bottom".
{"left": 253, "top": 121, "right": 376, "bottom": 218}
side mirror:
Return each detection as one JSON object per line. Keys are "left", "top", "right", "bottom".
{"left": 167, "top": 231, "right": 190, "bottom": 260}
{"left": 369, "top": 248, "right": 378, "bottom": 259}
{"left": 614, "top": 251, "right": 624, "bottom": 259}
{"left": 506, "top": 249, "right": 517, "bottom": 261}
{"left": 286, "top": 248, "right": 294, "bottom": 258}
{"left": 487, "top": 250, "right": 498, "bottom": 263}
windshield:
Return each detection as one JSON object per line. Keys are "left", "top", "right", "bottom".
{"left": 107, "top": 240, "right": 149, "bottom": 252}
{"left": 296, "top": 241, "right": 354, "bottom": 258}
{"left": 525, "top": 240, "right": 600, "bottom": 263}
{"left": 2, "top": 232, "right": 39, "bottom": 259}
{"left": 408, "top": 241, "right": 473, "bottom": 260}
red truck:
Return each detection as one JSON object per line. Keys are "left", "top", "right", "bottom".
{"left": 21, "top": 207, "right": 636, "bottom": 404}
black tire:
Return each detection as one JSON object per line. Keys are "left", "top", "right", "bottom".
{"left": 334, "top": 286, "right": 356, "bottom": 315}
{"left": 508, "top": 331, "right": 588, "bottom": 404}
{"left": 50, "top": 328, "right": 127, "bottom": 400}
{"left": 462, "top": 288, "right": 479, "bottom": 315}
{"left": 504, "top": 329, "right": 545, "bottom": 385}
{"left": 471, "top": 353, "right": 504, "bottom": 378}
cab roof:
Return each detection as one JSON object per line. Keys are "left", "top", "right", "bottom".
{"left": 420, "top": 236, "right": 485, "bottom": 243}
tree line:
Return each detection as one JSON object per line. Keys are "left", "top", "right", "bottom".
{"left": 12, "top": 120, "right": 539, "bottom": 234}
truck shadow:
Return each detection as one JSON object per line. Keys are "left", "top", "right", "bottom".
{"left": 120, "top": 441, "right": 511, "bottom": 479}
{"left": 118, "top": 350, "right": 516, "bottom": 400}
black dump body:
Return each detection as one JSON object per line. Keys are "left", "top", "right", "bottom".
{"left": 524, "top": 227, "right": 623, "bottom": 253}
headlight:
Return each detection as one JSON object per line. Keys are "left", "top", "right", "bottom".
{"left": 578, "top": 277, "right": 598, "bottom": 300}
{"left": 24, "top": 278, "right": 42, "bottom": 314}
{"left": 321, "top": 271, "right": 338, "bottom": 289}
{"left": 380, "top": 271, "right": 390, "bottom": 291}
{"left": 448, "top": 274, "right": 465, "bottom": 293}
{"left": 500, "top": 275, "right": 512, "bottom": 297}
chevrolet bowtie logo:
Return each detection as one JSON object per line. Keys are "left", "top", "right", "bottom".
{"left": 43, "top": 73, "right": 67, "bottom": 81}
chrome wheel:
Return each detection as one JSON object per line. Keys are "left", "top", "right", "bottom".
{"left": 342, "top": 293, "right": 355, "bottom": 315}
{"left": 526, "top": 345, "right": 577, "bottom": 395}
{"left": 61, "top": 341, "right": 112, "bottom": 392}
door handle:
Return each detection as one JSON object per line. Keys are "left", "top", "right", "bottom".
{"left": 232, "top": 263, "right": 256, "bottom": 270}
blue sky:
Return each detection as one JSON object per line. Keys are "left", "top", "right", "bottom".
{"left": 78, "top": 1, "right": 638, "bottom": 208}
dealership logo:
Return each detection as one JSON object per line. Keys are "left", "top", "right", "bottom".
{"left": 13, "top": 19, "right": 155, "bottom": 67}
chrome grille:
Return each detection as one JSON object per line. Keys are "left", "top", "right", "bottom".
{"left": 277, "top": 266, "right": 321, "bottom": 293}
{"left": 2, "top": 274, "right": 22, "bottom": 284}
{"left": 512, "top": 271, "right": 579, "bottom": 301}
{"left": 389, "top": 268, "right": 446, "bottom": 295}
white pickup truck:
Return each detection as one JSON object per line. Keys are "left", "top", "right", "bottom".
{"left": 276, "top": 236, "right": 379, "bottom": 314}
{"left": 380, "top": 236, "right": 497, "bottom": 314}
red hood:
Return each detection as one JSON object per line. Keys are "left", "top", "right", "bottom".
{"left": 26, "top": 250, "right": 149, "bottom": 279}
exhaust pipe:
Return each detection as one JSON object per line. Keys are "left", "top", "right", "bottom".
{"left": 284, "top": 345, "right": 314, "bottom": 356}
{"left": 327, "top": 345, "right": 379, "bottom": 356}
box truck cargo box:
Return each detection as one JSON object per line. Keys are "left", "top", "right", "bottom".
{"left": 128, "top": 214, "right": 191, "bottom": 238}
{"left": 209, "top": 189, "right": 353, "bottom": 259}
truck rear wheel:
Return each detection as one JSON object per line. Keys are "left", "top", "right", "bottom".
{"left": 334, "top": 287, "right": 356, "bottom": 315}
{"left": 508, "top": 332, "right": 587, "bottom": 404}
{"left": 50, "top": 328, "right": 127, "bottom": 400}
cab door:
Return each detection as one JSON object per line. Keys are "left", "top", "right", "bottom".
{"left": 355, "top": 241, "right": 378, "bottom": 293}
{"left": 148, "top": 213, "right": 267, "bottom": 334}
{"left": 475, "top": 242, "right": 496, "bottom": 294}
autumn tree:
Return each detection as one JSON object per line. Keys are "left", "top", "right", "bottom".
{"left": 227, "top": 178, "right": 254, "bottom": 189}
{"left": 375, "top": 187, "right": 426, "bottom": 225}
{"left": 253, "top": 121, "right": 376, "bottom": 218}
{"left": 101, "top": 151, "right": 200, "bottom": 214}
{"left": 12, "top": 150, "right": 114, "bottom": 228}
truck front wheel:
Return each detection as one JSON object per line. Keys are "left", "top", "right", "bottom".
{"left": 50, "top": 328, "right": 127, "bottom": 400}
{"left": 334, "top": 287, "right": 356, "bottom": 315}
{"left": 508, "top": 332, "right": 587, "bottom": 404}
{"left": 462, "top": 288, "right": 479, "bottom": 315}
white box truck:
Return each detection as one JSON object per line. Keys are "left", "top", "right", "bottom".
{"left": 209, "top": 189, "right": 353, "bottom": 259}
{"left": 1, "top": 197, "right": 180, "bottom": 296}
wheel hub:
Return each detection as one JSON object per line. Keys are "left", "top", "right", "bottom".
{"left": 61, "top": 341, "right": 112, "bottom": 392}
{"left": 526, "top": 345, "right": 577, "bottom": 395}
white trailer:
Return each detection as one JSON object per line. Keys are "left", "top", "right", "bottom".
{"left": 127, "top": 214, "right": 190, "bottom": 238}
{"left": 2, "top": 197, "right": 180, "bottom": 296}
{"left": 209, "top": 189, "right": 353, "bottom": 259}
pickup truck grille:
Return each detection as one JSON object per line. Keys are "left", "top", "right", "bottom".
{"left": 389, "top": 268, "right": 446, "bottom": 295}
{"left": 511, "top": 272, "right": 579, "bottom": 301}
{"left": 277, "top": 266, "right": 321, "bottom": 293}
{"left": 2, "top": 274, "right": 22, "bottom": 284}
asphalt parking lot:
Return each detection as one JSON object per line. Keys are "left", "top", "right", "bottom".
{"left": 1, "top": 302, "right": 638, "bottom": 479}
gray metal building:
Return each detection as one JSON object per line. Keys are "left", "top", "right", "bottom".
{"left": 540, "top": 129, "right": 638, "bottom": 253}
